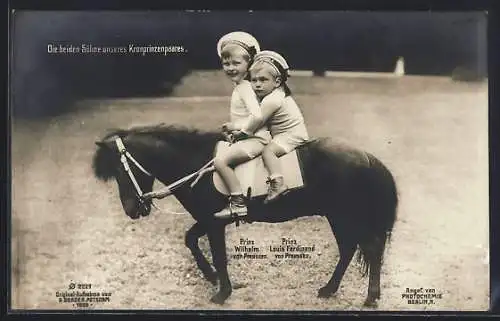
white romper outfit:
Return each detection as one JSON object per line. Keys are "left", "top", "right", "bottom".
{"left": 268, "top": 94, "right": 309, "bottom": 153}
{"left": 228, "top": 80, "right": 273, "bottom": 158}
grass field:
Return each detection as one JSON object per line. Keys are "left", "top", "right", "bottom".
{"left": 11, "top": 71, "right": 489, "bottom": 311}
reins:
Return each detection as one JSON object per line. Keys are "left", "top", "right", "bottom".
{"left": 114, "top": 137, "right": 215, "bottom": 215}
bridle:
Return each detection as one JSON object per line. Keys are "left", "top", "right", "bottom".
{"left": 115, "top": 137, "right": 153, "bottom": 197}
{"left": 113, "top": 137, "right": 214, "bottom": 212}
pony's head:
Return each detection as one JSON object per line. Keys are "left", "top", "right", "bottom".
{"left": 93, "top": 130, "right": 155, "bottom": 220}
{"left": 92, "top": 124, "right": 223, "bottom": 220}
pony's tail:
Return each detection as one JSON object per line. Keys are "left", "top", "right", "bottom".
{"left": 355, "top": 230, "right": 392, "bottom": 278}
{"left": 355, "top": 153, "right": 399, "bottom": 277}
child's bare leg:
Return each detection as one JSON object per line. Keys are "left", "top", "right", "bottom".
{"left": 262, "top": 142, "right": 288, "bottom": 203}
{"left": 214, "top": 150, "right": 250, "bottom": 195}
{"left": 262, "top": 142, "right": 285, "bottom": 177}
{"left": 213, "top": 147, "right": 252, "bottom": 219}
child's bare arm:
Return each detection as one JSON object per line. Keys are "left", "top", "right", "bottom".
{"left": 241, "top": 92, "right": 282, "bottom": 134}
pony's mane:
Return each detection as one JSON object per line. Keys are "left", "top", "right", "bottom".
{"left": 102, "top": 123, "right": 222, "bottom": 147}
{"left": 93, "top": 123, "right": 223, "bottom": 181}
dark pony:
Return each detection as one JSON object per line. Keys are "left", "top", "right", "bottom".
{"left": 92, "top": 124, "right": 398, "bottom": 307}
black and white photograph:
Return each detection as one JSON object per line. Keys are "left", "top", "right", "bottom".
{"left": 10, "top": 10, "right": 489, "bottom": 311}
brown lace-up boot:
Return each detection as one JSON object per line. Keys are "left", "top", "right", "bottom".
{"left": 214, "top": 194, "right": 248, "bottom": 219}
{"left": 264, "top": 176, "right": 288, "bottom": 204}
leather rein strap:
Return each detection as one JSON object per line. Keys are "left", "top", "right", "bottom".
{"left": 114, "top": 137, "right": 214, "bottom": 201}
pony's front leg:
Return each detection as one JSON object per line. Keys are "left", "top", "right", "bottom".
{"left": 207, "top": 224, "right": 232, "bottom": 304}
{"left": 185, "top": 222, "right": 217, "bottom": 285}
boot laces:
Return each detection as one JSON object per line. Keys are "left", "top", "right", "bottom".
{"left": 266, "top": 178, "right": 278, "bottom": 192}
{"left": 229, "top": 195, "right": 245, "bottom": 207}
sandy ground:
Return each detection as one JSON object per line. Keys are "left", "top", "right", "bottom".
{"left": 11, "top": 72, "right": 489, "bottom": 311}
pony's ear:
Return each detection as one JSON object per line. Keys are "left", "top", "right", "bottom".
{"left": 95, "top": 141, "right": 107, "bottom": 148}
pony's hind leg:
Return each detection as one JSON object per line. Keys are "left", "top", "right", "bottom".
{"left": 185, "top": 222, "right": 217, "bottom": 285}
{"left": 318, "top": 217, "right": 357, "bottom": 298}
{"left": 206, "top": 224, "right": 232, "bottom": 304}
{"left": 359, "top": 233, "right": 386, "bottom": 307}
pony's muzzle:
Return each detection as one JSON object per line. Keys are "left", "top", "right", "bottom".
{"left": 123, "top": 198, "right": 141, "bottom": 220}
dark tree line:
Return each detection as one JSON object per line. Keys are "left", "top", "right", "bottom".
{"left": 10, "top": 11, "right": 487, "bottom": 119}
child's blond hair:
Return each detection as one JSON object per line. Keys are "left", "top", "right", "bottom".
{"left": 220, "top": 44, "right": 252, "bottom": 62}
{"left": 249, "top": 59, "right": 292, "bottom": 96}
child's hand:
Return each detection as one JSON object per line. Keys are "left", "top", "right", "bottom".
{"left": 222, "top": 130, "right": 234, "bottom": 143}
{"left": 231, "top": 130, "right": 250, "bottom": 142}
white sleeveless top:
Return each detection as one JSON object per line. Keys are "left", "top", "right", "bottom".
{"left": 268, "top": 95, "right": 308, "bottom": 139}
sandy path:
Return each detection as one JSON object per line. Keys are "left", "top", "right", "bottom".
{"left": 11, "top": 75, "right": 489, "bottom": 311}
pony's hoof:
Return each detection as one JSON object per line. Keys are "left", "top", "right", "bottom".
{"left": 210, "top": 291, "right": 230, "bottom": 305}
{"left": 363, "top": 297, "right": 379, "bottom": 308}
{"left": 317, "top": 286, "right": 335, "bottom": 298}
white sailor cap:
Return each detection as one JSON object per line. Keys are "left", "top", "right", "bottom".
{"left": 217, "top": 31, "right": 260, "bottom": 58}
{"left": 252, "top": 50, "right": 290, "bottom": 77}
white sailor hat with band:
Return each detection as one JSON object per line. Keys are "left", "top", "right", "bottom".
{"left": 252, "top": 50, "right": 290, "bottom": 78}
{"left": 217, "top": 31, "right": 261, "bottom": 58}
